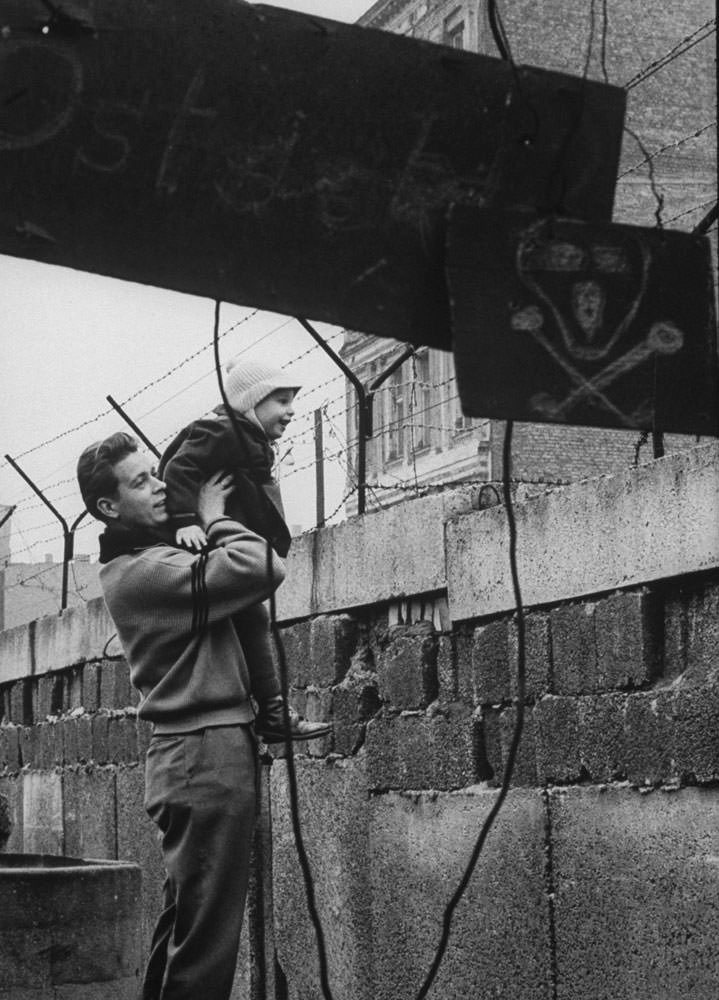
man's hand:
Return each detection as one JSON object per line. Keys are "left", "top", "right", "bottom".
{"left": 176, "top": 525, "right": 208, "bottom": 552}
{"left": 197, "top": 470, "right": 235, "bottom": 529}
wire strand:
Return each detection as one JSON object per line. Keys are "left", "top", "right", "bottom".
{"left": 414, "top": 420, "right": 526, "bottom": 1000}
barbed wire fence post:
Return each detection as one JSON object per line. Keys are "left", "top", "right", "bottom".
{"left": 4, "top": 455, "right": 89, "bottom": 613}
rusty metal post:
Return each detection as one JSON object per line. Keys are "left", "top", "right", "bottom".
{"left": 296, "top": 318, "right": 368, "bottom": 515}
{"left": 4, "top": 455, "right": 89, "bottom": 612}
{"left": 314, "top": 408, "right": 325, "bottom": 528}
{"left": 106, "top": 395, "right": 161, "bottom": 458}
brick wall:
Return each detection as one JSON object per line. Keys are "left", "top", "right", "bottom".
{"left": 2, "top": 443, "right": 719, "bottom": 999}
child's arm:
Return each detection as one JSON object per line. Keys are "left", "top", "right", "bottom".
{"left": 175, "top": 524, "right": 208, "bottom": 551}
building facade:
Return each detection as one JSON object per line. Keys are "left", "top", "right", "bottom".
{"left": 340, "top": 0, "right": 716, "bottom": 513}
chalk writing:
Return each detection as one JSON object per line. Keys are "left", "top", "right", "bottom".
{"left": 0, "top": 39, "right": 82, "bottom": 150}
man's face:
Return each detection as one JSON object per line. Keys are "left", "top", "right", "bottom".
{"left": 100, "top": 451, "right": 168, "bottom": 530}
{"left": 254, "top": 389, "right": 297, "bottom": 440}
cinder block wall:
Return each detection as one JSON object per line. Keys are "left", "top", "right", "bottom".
{"left": 2, "top": 443, "right": 719, "bottom": 1000}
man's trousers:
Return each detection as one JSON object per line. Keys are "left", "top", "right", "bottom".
{"left": 141, "top": 724, "right": 257, "bottom": 1000}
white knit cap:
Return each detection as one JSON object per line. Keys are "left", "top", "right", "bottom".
{"left": 224, "top": 357, "right": 300, "bottom": 414}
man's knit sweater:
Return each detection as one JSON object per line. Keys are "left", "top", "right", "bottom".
{"left": 98, "top": 518, "right": 285, "bottom": 734}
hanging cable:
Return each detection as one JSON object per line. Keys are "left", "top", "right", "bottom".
{"left": 211, "top": 300, "right": 336, "bottom": 1000}
{"left": 414, "top": 421, "right": 526, "bottom": 1000}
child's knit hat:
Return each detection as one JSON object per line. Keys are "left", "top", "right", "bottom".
{"left": 224, "top": 357, "right": 300, "bottom": 414}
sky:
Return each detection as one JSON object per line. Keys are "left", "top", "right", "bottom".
{"left": 0, "top": 0, "right": 376, "bottom": 563}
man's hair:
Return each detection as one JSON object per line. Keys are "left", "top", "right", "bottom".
{"left": 77, "top": 432, "right": 138, "bottom": 522}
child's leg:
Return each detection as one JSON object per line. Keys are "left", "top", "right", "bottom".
{"left": 231, "top": 603, "right": 281, "bottom": 703}
{"left": 233, "top": 604, "right": 333, "bottom": 744}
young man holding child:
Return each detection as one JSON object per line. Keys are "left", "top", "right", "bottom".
{"left": 77, "top": 357, "right": 331, "bottom": 998}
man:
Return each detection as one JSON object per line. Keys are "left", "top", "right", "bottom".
{"left": 77, "top": 431, "right": 285, "bottom": 1000}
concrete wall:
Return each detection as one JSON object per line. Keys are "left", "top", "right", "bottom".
{"left": 2, "top": 443, "right": 719, "bottom": 998}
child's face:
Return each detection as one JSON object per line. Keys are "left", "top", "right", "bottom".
{"left": 254, "top": 389, "right": 296, "bottom": 440}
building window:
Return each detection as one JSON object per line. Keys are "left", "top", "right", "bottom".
{"left": 410, "top": 350, "right": 433, "bottom": 451}
{"left": 444, "top": 8, "right": 465, "bottom": 49}
{"left": 385, "top": 369, "right": 406, "bottom": 463}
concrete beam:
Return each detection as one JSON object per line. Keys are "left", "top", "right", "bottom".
{"left": 447, "top": 442, "right": 719, "bottom": 622}
{"left": 275, "top": 487, "right": 476, "bottom": 621}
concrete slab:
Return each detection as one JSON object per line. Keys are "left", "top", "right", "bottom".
{"left": 447, "top": 442, "right": 719, "bottom": 621}
{"left": 269, "top": 755, "right": 374, "bottom": 1000}
{"left": 550, "top": 785, "right": 719, "bottom": 1000}
{"left": 369, "top": 786, "right": 551, "bottom": 1000}
{"left": 275, "top": 488, "right": 477, "bottom": 621}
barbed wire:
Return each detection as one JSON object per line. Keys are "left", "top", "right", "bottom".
{"left": 624, "top": 18, "right": 715, "bottom": 90}
{"left": 619, "top": 119, "right": 717, "bottom": 179}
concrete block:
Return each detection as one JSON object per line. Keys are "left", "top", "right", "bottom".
{"left": 278, "top": 620, "right": 312, "bottom": 688}
{"left": 66, "top": 666, "right": 83, "bottom": 711}
{"left": 60, "top": 717, "right": 79, "bottom": 765}
{"left": 664, "top": 577, "right": 719, "bottom": 683}
{"left": 549, "top": 785, "right": 719, "bottom": 1000}
{"left": 454, "top": 628, "right": 474, "bottom": 705}
{"left": 310, "top": 614, "right": 358, "bottom": 686}
{"left": 534, "top": 696, "right": 583, "bottom": 784}
{"left": 498, "top": 705, "right": 539, "bottom": 787}
{"left": 92, "top": 713, "right": 110, "bottom": 764}
{"left": 36, "top": 673, "right": 59, "bottom": 722}
{"left": 99, "top": 659, "right": 133, "bottom": 710}
{"left": 304, "top": 687, "right": 334, "bottom": 758}
{"left": 575, "top": 693, "right": 626, "bottom": 783}
{"left": 436, "top": 635, "right": 456, "bottom": 702}
{"left": 270, "top": 755, "right": 374, "bottom": 1000}
{"left": 0, "top": 725, "right": 21, "bottom": 774}
{"left": 369, "top": 787, "right": 551, "bottom": 1000}
{"left": 365, "top": 708, "right": 476, "bottom": 791}
{"left": 672, "top": 682, "right": 719, "bottom": 783}
{"left": 471, "top": 618, "right": 511, "bottom": 704}
{"left": 0, "top": 775, "right": 23, "bottom": 851}
{"left": 8, "top": 679, "right": 30, "bottom": 726}
{"left": 551, "top": 601, "right": 597, "bottom": 695}
{"left": 22, "top": 770, "right": 63, "bottom": 854}
{"left": 63, "top": 767, "right": 117, "bottom": 859}
{"left": 509, "top": 611, "right": 552, "bottom": 700}
{"left": 473, "top": 706, "right": 500, "bottom": 781}
{"left": 38, "top": 720, "right": 64, "bottom": 769}
{"left": 595, "top": 588, "right": 660, "bottom": 689}
{"left": 377, "top": 622, "right": 438, "bottom": 710}
{"left": 81, "top": 662, "right": 101, "bottom": 711}
{"left": 19, "top": 727, "right": 40, "bottom": 770}
{"left": 447, "top": 442, "right": 719, "bottom": 621}
{"left": 74, "top": 713, "right": 94, "bottom": 763}
{"left": 623, "top": 689, "right": 675, "bottom": 786}
{"left": 108, "top": 714, "right": 140, "bottom": 764}
{"left": 332, "top": 665, "right": 381, "bottom": 757}
{"left": 0, "top": 621, "right": 32, "bottom": 685}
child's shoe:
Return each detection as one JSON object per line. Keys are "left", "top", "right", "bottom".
{"left": 254, "top": 696, "right": 332, "bottom": 744}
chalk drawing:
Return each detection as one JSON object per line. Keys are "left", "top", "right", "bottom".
{"left": 0, "top": 39, "right": 82, "bottom": 151}
{"left": 512, "top": 220, "right": 682, "bottom": 426}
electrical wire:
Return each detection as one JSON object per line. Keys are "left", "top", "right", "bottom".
{"left": 211, "top": 301, "right": 336, "bottom": 1000}
{"left": 413, "top": 421, "right": 526, "bottom": 1000}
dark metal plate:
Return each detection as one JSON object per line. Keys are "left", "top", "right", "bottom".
{"left": 0, "top": 1, "right": 625, "bottom": 348}
{"left": 447, "top": 206, "right": 719, "bottom": 435}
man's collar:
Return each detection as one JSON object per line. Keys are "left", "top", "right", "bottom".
{"left": 98, "top": 524, "right": 173, "bottom": 564}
